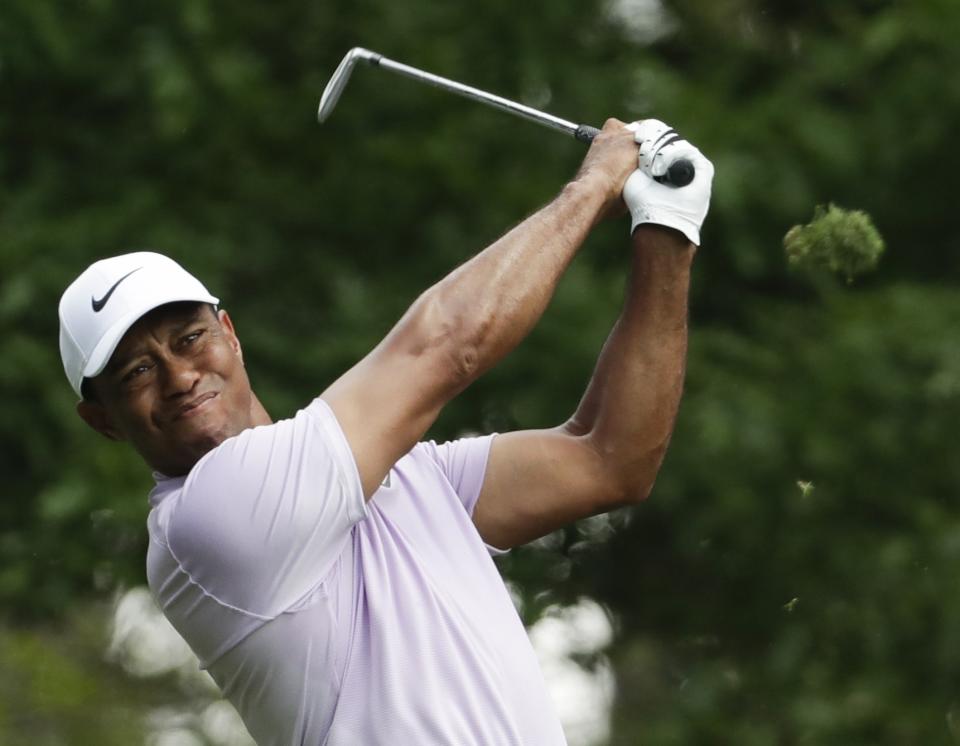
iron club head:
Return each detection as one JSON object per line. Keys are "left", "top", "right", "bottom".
{"left": 317, "top": 47, "right": 382, "bottom": 123}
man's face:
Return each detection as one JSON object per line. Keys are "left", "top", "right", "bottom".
{"left": 79, "top": 302, "right": 261, "bottom": 476}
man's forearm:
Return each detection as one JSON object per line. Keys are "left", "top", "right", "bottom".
{"left": 566, "top": 224, "right": 694, "bottom": 501}
{"left": 392, "top": 120, "right": 641, "bottom": 395}
{"left": 420, "top": 176, "right": 608, "bottom": 382}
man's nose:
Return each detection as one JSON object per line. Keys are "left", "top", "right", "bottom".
{"left": 161, "top": 355, "right": 200, "bottom": 396}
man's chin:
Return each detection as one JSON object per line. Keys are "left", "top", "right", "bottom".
{"left": 188, "top": 425, "right": 238, "bottom": 458}
{"left": 155, "top": 436, "right": 223, "bottom": 476}
{"left": 149, "top": 414, "right": 250, "bottom": 475}
{"left": 163, "top": 426, "right": 233, "bottom": 473}
{"left": 177, "top": 409, "right": 243, "bottom": 445}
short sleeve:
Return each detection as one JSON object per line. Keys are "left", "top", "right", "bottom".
{"left": 162, "top": 398, "right": 366, "bottom": 618}
{"left": 420, "top": 434, "right": 497, "bottom": 516}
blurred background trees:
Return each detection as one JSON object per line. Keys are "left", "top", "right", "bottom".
{"left": 3, "top": 0, "right": 960, "bottom": 742}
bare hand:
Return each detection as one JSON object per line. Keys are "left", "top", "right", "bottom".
{"left": 572, "top": 118, "right": 640, "bottom": 221}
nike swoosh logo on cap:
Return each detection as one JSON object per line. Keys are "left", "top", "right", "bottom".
{"left": 91, "top": 267, "right": 141, "bottom": 312}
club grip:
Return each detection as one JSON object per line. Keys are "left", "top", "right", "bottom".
{"left": 575, "top": 123, "right": 695, "bottom": 188}
{"left": 574, "top": 124, "right": 601, "bottom": 142}
{"left": 660, "top": 158, "right": 695, "bottom": 188}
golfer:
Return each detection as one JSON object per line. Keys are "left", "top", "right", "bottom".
{"left": 59, "top": 118, "right": 712, "bottom": 744}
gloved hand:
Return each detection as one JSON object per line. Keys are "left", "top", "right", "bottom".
{"left": 623, "top": 119, "right": 714, "bottom": 245}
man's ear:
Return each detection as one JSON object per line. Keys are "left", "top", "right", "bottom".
{"left": 77, "top": 400, "right": 124, "bottom": 441}
{"left": 217, "top": 308, "right": 244, "bottom": 362}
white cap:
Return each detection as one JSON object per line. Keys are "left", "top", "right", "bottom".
{"left": 58, "top": 252, "right": 219, "bottom": 398}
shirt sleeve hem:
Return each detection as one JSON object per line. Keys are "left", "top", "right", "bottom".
{"left": 308, "top": 397, "right": 368, "bottom": 524}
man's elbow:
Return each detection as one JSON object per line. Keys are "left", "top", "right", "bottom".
{"left": 615, "top": 478, "right": 655, "bottom": 507}
{"left": 401, "top": 291, "right": 489, "bottom": 390}
{"left": 605, "top": 444, "right": 669, "bottom": 508}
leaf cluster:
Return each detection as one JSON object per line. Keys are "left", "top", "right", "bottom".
{"left": 784, "top": 203, "right": 885, "bottom": 281}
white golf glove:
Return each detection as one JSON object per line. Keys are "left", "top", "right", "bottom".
{"left": 623, "top": 119, "right": 714, "bottom": 245}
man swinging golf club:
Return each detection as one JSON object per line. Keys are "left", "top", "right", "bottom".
{"left": 59, "top": 117, "right": 713, "bottom": 744}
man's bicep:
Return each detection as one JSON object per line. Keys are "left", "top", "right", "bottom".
{"left": 473, "top": 428, "right": 622, "bottom": 549}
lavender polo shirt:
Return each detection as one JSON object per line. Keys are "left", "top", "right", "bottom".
{"left": 146, "top": 398, "right": 566, "bottom": 745}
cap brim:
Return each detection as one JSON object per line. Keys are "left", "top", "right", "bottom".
{"left": 81, "top": 292, "right": 219, "bottom": 384}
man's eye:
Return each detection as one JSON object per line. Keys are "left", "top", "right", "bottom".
{"left": 183, "top": 330, "right": 204, "bottom": 346}
{"left": 123, "top": 364, "right": 151, "bottom": 382}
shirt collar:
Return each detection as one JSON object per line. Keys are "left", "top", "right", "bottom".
{"left": 148, "top": 470, "right": 185, "bottom": 508}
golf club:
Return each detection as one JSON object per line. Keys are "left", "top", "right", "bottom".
{"left": 318, "top": 47, "right": 695, "bottom": 188}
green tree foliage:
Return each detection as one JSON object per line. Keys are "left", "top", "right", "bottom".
{"left": 3, "top": 0, "right": 960, "bottom": 742}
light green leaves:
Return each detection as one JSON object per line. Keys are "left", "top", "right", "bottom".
{"left": 784, "top": 204, "right": 885, "bottom": 282}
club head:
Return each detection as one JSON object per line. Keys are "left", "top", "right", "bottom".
{"left": 317, "top": 47, "right": 382, "bottom": 123}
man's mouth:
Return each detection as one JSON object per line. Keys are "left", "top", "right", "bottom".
{"left": 175, "top": 392, "right": 218, "bottom": 420}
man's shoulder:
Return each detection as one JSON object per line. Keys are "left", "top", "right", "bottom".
{"left": 182, "top": 398, "right": 340, "bottom": 488}
{"left": 164, "top": 398, "right": 365, "bottom": 540}
{"left": 147, "top": 399, "right": 366, "bottom": 620}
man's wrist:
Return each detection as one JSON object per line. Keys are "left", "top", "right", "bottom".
{"left": 631, "top": 224, "right": 696, "bottom": 262}
{"left": 564, "top": 173, "right": 621, "bottom": 227}
{"left": 565, "top": 171, "right": 612, "bottom": 201}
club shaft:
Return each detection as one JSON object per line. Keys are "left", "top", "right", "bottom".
{"left": 372, "top": 54, "right": 580, "bottom": 138}
{"left": 318, "top": 47, "right": 695, "bottom": 186}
